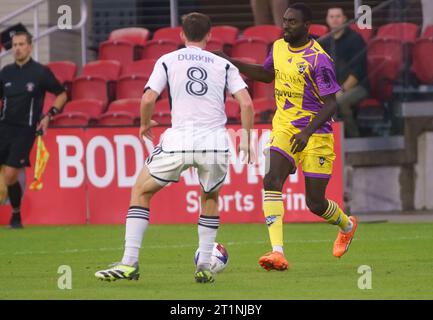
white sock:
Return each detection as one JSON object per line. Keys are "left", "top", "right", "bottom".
{"left": 121, "top": 206, "right": 149, "bottom": 266}
{"left": 272, "top": 245, "right": 284, "bottom": 254}
{"left": 197, "top": 215, "right": 219, "bottom": 269}
{"left": 342, "top": 219, "right": 353, "bottom": 233}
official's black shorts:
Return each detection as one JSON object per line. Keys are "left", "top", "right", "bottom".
{"left": 0, "top": 123, "right": 37, "bottom": 168}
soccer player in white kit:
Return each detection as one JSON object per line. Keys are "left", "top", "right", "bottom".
{"left": 95, "top": 12, "right": 254, "bottom": 283}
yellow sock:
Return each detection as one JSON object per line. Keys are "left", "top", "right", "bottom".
{"left": 263, "top": 191, "right": 284, "bottom": 248}
{"left": 322, "top": 200, "right": 351, "bottom": 231}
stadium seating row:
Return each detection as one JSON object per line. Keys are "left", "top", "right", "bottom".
{"left": 44, "top": 58, "right": 275, "bottom": 125}
{"left": 98, "top": 23, "right": 432, "bottom": 64}
{"left": 43, "top": 22, "right": 433, "bottom": 127}
{"left": 46, "top": 97, "right": 276, "bottom": 127}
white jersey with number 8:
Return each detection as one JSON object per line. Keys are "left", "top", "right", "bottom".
{"left": 145, "top": 45, "right": 247, "bottom": 152}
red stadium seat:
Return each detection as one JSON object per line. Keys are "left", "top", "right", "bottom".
{"left": 51, "top": 99, "right": 105, "bottom": 127}
{"left": 253, "top": 97, "right": 276, "bottom": 122}
{"left": 242, "top": 25, "right": 282, "bottom": 44}
{"left": 253, "top": 80, "right": 274, "bottom": 99}
{"left": 81, "top": 60, "right": 121, "bottom": 81}
{"left": 153, "top": 26, "right": 183, "bottom": 44}
{"left": 71, "top": 76, "right": 109, "bottom": 106}
{"left": 211, "top": 26, "right": 239, "bottom": 46}
{"left": 141, "top": 40, "right": 179, "bottom": 59}
{"left": 411, "top": 38, "right": 433, "bottom": 84}
{"left": 309, "top": 24, "right": 328, "bottom": 38}
{"left": 62, "top": 99, "right": 105, "bottom": 118}
{"left": 153, "top": 99, "right": 171, "bottom": 125}
{"left": 79, "top": 61, "right": 121, "bottom": 102}
{"left": 232, "top": 38, "right": 269, "bottom": 64}
{"left": 225, "top": 98, "right": 240, "bottom": 123}
{"left": 46, "top": 61, "right": 77, "bottom": 98}
{"left": 376, "top": 23, "right": 419, "bottom": 43}
{"left": 108, "top": 27, "right": 150, "bottom": 46}
{"left": 46, "top": 61, "right": 77, "bottom": 84}
{"left": 368, "top": 38, "right": 403, "bottom": 80}
{"left": 121, "top": 59, "right": 156, "bottom": 77}
{"left": 98, "top": 40, "right": 141, "bottom": 65}
{"left": 96, "top": 111, "right": 136, "bottom": 126}
{"left": 367, "top": 55, "right": 397, "bottom": 101}
{"left": 350, "top": 23, "right": 373, "bottom": 43}
{"left": 116, "top": 75, "right": 149, "bottom": 99}
{"left": 205, "top": 38, "right": 224, "bottom": 52}
{"left": 106, "top": 98, "right": 141, "bottom": 117}
{"left": 422, "top": 25, "right": 433, "bottom": 39}
{"left": 51, "top": 112, "right": 90, "bottom": 127}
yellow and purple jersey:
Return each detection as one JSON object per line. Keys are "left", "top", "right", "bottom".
{"left": 264, "top": 38, "right": 340, "bottom": 135}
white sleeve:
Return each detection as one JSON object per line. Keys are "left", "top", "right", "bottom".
{"left": 144, "top": 58, "right": 167, "bottom": 95}
{"left": 226, "top": 63, "right": 248, "bottom": 95}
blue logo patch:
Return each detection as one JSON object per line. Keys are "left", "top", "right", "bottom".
{"left": 265, "top": 215, "right": 278, "bottom": 227}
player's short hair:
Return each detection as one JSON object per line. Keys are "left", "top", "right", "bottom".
{"left": 289, "top": 3, "right": 313, "bottom": 22}
{"left": 327, "top": 6, "right": 347, "bottom": 16}
{"left": 12, "top": 31, "right": 32, "bottom": 45}
{"left": 181, "top": 12, "right": 211, "bottom": 42}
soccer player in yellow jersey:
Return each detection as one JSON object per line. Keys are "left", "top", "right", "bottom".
{"left": 221, "top": 3, "right": 358, "bottom": 270}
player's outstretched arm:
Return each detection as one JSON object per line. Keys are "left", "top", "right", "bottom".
{"left": 139, "top": 89, "right": 159, "bottom": 140}
{"left": 214, "top": 51, "right": 274, "bottom": 83}
{"left": 290, "top": 93, "right": 337, "bottom": 154}
{"left": 233, "top": 88, "right": 255, "bottom": 163}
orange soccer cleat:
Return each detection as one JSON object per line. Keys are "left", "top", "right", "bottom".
{"left": 333, "top": 216, "right": 358, "bottom": 258}
{"left": 258, "top": 251, "right": 289, "bottom": 271}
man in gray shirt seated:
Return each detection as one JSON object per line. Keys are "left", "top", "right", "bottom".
{"left": 321, "top": 6, "right": 370, "bottom": 138}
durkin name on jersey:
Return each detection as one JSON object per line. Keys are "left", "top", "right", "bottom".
{"left": 178, "top": 53, "right": 215, "bottom": 64}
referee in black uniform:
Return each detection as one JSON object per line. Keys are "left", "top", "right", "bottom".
{"left": 0, "top": 31, "right": 67, "bottom": 228}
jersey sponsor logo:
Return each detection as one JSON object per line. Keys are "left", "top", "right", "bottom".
{"left": 26, "top": 82, "right": 35, "bottom": 92}
{"left": 275, "top": 69, "right": 304, "bottom": 84}
{"left": 274, "top": 88, "right": 303, "bottom": 99}
{"left": 186, "top": 67, "right": 208, "bottom": 96}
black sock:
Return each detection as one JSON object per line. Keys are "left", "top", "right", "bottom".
{"left": 7, "top": 182, "right": 22, "bottom": 215}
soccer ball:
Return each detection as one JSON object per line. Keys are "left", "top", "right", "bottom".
{"left": 194, "top": 242, "right": 229, "bottom": 273}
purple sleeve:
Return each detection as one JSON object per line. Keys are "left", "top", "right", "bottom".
{"left": 313, "top": 53, "right": 341, "bottom": 97}
{"left": 263, "top": 45, "right": 274, "bottom": 72}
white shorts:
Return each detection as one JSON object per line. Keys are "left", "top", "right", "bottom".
{"left": 145, "top": 146, "right": 229, "bottom": 193}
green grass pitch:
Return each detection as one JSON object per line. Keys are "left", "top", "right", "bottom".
{"left": 0, "top": 222, "right": 432, "bottom": 299}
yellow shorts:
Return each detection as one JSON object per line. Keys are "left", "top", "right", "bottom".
{"left": 265, "top": 129, "right": 336, "bottom": 179}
